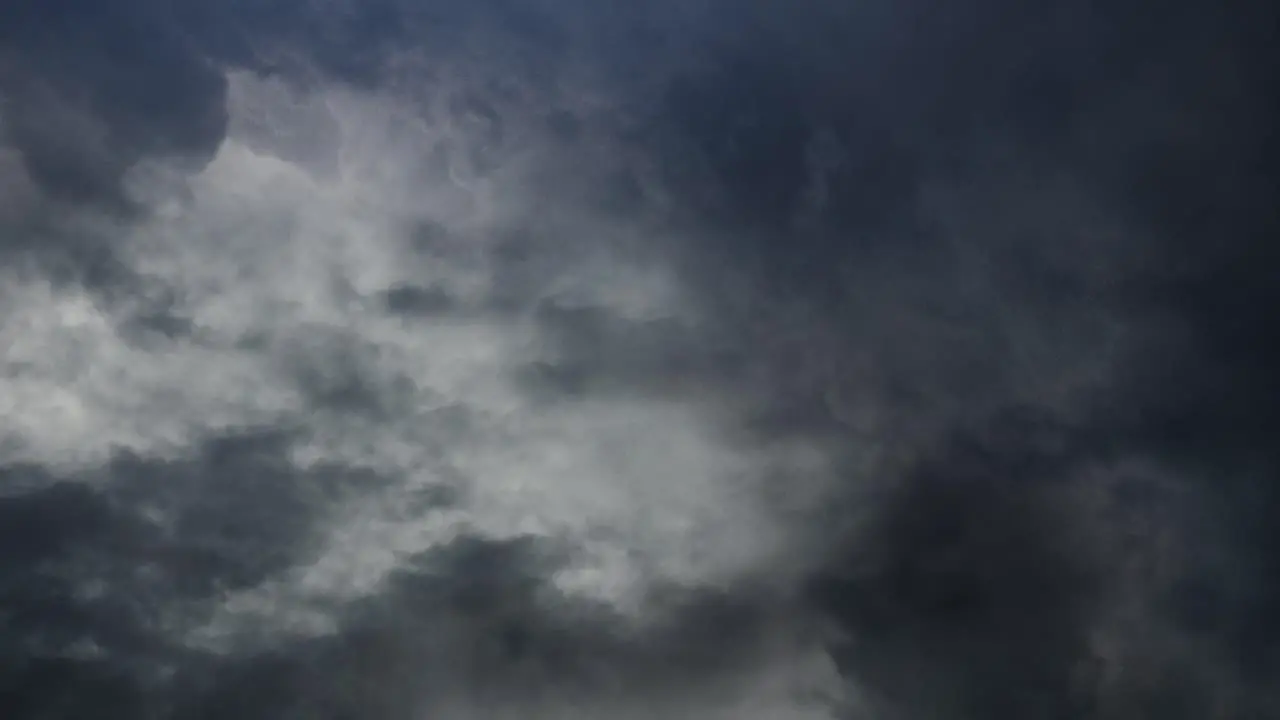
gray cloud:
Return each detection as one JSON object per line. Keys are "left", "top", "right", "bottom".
{"left": 1, "top": 1, "right": 1277, "bottom": 718}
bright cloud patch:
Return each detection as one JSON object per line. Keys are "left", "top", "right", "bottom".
{"left": 0, "top": 71, "right": 829, "bottom": 651}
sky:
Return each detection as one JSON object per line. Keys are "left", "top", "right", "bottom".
{"left": 0, "top": 1, "right": 1277, "bottom": 718}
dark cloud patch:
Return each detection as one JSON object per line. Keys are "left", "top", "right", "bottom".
{"left": 1, "top": 656, "right": 153, "bottom": 720}
{"left": 169, "top": 0, "right": 410, "bottom": 86}
{"left": 164, "top": 534, "right": 790, "bottom": 720}
{"left": 803, "top": 408, "right": 1277, "bottom": 718}
{"left": 662, "top": 57, "right": 814, "bottom": 231}
{"left": 624, "top": 1, "right": 1280, "bottom": 715}
{"left": 0, "top": 432, "right": 364, "bottom": 658}
{"left": 0, "top": 0, "right": 228, "bottom": 208}
{"left": 518, "top": 302, "right": 736, "bottom": 401}
{"left": 101, "top": 433, "right": 352, "bottom": 595}
{"left": 17, "top": 529, "right": 810, "bottom": 720}
{"left": 1, "top": 0, "right": 1278, "bottom": 718}
{"left": 279, "top": 332, "right": 418, "bottom": 420}
{"left": 379, "top": 284, "right": 459, "bottom": 318}
{"left": 806, "top": 413, "right": 1104, "bottom": 719}
{"left": 0, "top": 431, "right": 464, "bottom": 718}
{"left": 0, "top": 0, "right": 470, "bottom": 208}
{"left": 0, "top": 0, "right": 642, "bottom": 220}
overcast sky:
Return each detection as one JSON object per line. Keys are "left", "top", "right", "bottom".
{"left": 0, "top": 1, "right": 1277, "bottom": 718}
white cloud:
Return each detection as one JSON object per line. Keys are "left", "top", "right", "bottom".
{"left": 0, "top": 70, "right": 836, "bottom": 649}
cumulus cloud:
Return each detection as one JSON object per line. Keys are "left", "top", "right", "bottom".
{"left": 1, "top": 1, "right": 1277, "bottom": 719}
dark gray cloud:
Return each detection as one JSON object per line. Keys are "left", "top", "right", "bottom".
{"left": 0, "top": 437, "right": 810, "bottom": 719}
{"left": 1, "top": 1, "right": 1277, "bottom": 718}
{"left": 0, "top": 0, "right": 227, "bottom": 208}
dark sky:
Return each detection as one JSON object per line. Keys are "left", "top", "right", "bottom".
{"left": 1, "top": 1, "right": 1277, "bottom": 718}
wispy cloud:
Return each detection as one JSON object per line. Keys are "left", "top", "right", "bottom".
{"left": 1, "top": 1, "right": 1277, "bottom": 718}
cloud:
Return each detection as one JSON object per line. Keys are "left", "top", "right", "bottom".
{"left": 1, "top": 1, "right": 1277, "bottom": 718}
{"left": 1, "top": 37, "right": 844, "bottom": 717}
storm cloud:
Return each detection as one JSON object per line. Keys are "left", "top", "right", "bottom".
{"left": 1, "top": 1, "right": 1277, "bottom": 718}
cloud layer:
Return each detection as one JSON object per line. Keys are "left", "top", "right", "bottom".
{"left": 1, "top": 1, "right": 1277, "bottom": 718}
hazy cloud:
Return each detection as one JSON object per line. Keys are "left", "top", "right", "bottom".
{"left": 1, "top": 1, "right": 1276, "bottom": 718}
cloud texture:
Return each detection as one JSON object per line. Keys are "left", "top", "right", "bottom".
{"left": 1, "top": 1, "right": 1277, "bottom": 718}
